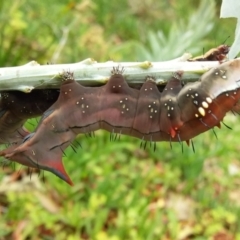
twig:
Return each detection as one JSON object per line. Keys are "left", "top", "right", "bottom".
{"left": 0, "top": 55, "right": 225, "bottom": 92}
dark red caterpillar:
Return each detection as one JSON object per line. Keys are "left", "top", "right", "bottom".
{"left": 0, "top": 89, "right": 59, "bottom": 143}
{"left": 1, "top": 59, "right": 240, "bottom": 185}
{"left": 188, "top": 44, "right": 230, "bottom": 62}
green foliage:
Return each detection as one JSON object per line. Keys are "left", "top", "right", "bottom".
{"left": 0, "top": 0, "right": 239, "bottom": 239}
{"left": 121, "top": 0, "right": 216, "bottom": 61}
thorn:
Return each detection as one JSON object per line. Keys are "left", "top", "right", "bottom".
{"left": 87, "top": 132, "right": 92, "bottom": 138}
{"left": 154, "top": 142, "right": 156, "bottom": 152}
{"left": 215, "top": 122, "right": 221, "bottom": 129}
{"left": 222, "top": 121, "right": 232, "bottom": 130}
{"left": 118, "top": 130, "right": 122, "bottom": 141}
{"left": 169, "top": 137, "right": 172, "bottom": 149}
{"left": 212, "top": 128, "right": 218, "bottom": 140}
{"left": 42, "top": 171, "right": 45, "bottom": 184}
{"left": 143, "top": 141, "right": 147, "bottom": 150}
{"left": 232, "top": 110, "right": 240, "bottom": 116}
{"left": 74, "top": 140, "right": 82, "bottom": 148}
{"left": 71, "top": 141, "right": 81, "bottom": 151}
{"left": 110, "top": 129, "right": 114, "bottom": 141}
{"left": 38, "top": 168, "right": 41, "bottom": 177}
{"left": 113, "top": 133, "right": 118, "bottom": 141}
{"left": 60, "top": 147, "right": 67, "bottom": 157}
{"left": 177, "top": 134, "right": 183, "bottom": 153}
{"left": 70, "top": 144, "right": 77, "bottom": 153}
{"left": 140, "top": 136, "right": 145, "bottom": 149}
{"left": 191, "top": 139, "right": 195, "bottom": 153}
{"left": 27, "top": 121, "right": 34, "bottom": 126}
{"left": 86, "top": 132, "right": 90, "bottom": 138}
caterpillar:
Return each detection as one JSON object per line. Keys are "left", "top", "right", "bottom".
{"left": 1, "top": 59, "right": 240, "bottom": 185}
{"left": 0, "top": 89, "right": 59, "bottom": 143}
{"left": 188, "top": 44, "right": 230, "bottom": 62}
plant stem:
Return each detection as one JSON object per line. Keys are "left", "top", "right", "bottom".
{"left": 0, "top": 55, "right": 224, "bottom": 92}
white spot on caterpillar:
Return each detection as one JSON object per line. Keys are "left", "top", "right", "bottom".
{"left": 81, "top": 97, "right": 84, "bottom": 100}
{"left": 145, "top": 88, "right": 147, "bottom": 91}
{"left": 86, "top": 105, "right": 89, "bottom": 108}
{"left": 153, "top": 101, "right": 156, "bottom": 104}
{"left": 81, "top": 104, "right": 85, "bottom": 108}
{"left": 113, "top": 86, "right": 115, "bottom": 88}
{"left": 206, "top": 97, "right": 212, "bottom": 103}
{"left": 170, "top": 87, "right": 173, "bottom": 90}
{"left": 82, "top": 111, "right": 85, "bottom": 113}
{"left": 195, "top": 93, "right": 198, "bottom": 96}
{"left": 69, "top": 89, "right": 71, "bottom": 91}
{"left": 234, "top": 92, "right": 237, "bottom": 95}
{"left": 222, "top": 75, "right": 227, "bottom": 79}
{"left": 226, "top": 93, "right": 229, "bottom": 97}
{"left": 169, "top": 99, "right": 172, "bottom": 102}
{"left": 120, "top": 100, "right": 123, "bottom": 103}
{"left": 202, "top": 101, "right": 209, "bottom": 108}
{"left": 76, "top": 101, "right": 79, "bottom": 105}
{"left": 195, "top": 113, "right": 199, "bottom": 118}
{"left": 148, "top": 105, "right": 151, "bottom": 108}
{"left": 198, "top": 107, "right": 205, "bottom": 116}
{"left": 126, "top": 108, "right": 129, "bottom": 111}
{"left": 150, "top": 108, "right": 153, "bottom": 113}
{"left": 150, "top": 88, "right": 153, "bottom": 90}
{"left": 155, "top": 110, "right": 157, "bottom": 113}
{"left": 122, "top": 104, "right": 126, "bottom": 108}
{"left": 193, "top": 100, "right": 198, "bottom": 105}
{"left": 215, "top": 71, "right": 219, "bottom": 75}
{"left": 125, "top": 98, "right": 128, "bottom": 100}
{"left": 168, "top": 113, "right": 171, "bottom": 117}
{"left": 119, "top": 85, "right": 121, "bottom": 88}
{"left": 150, "top": 115, "right": 153, "bottom": 118}
{"left": 171, "top": 107, "right": 174, "bottom": 110}
{"left": 65, "top": 92, "right": 67, "bottom": 94}
{"left": 121, "top": 111, "right": 124, "bottom": 114}
{"left": 32, "top": 150, "right": 35, "bottom": 156}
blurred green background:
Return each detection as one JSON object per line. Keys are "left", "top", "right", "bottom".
{"left": 0, "top": 0, "right": 240, "bottom": 239}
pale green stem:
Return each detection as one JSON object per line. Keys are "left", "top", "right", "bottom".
{"left": 0, "top": 54, "right": 225, "bottom": 92}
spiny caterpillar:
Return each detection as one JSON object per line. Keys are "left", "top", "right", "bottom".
{"left": 1, "top": 59, "right": 240, "bottom": 185}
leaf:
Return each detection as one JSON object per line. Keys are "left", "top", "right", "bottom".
{"left": 220, "top": 0, "right": 240, "bottom": 58}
